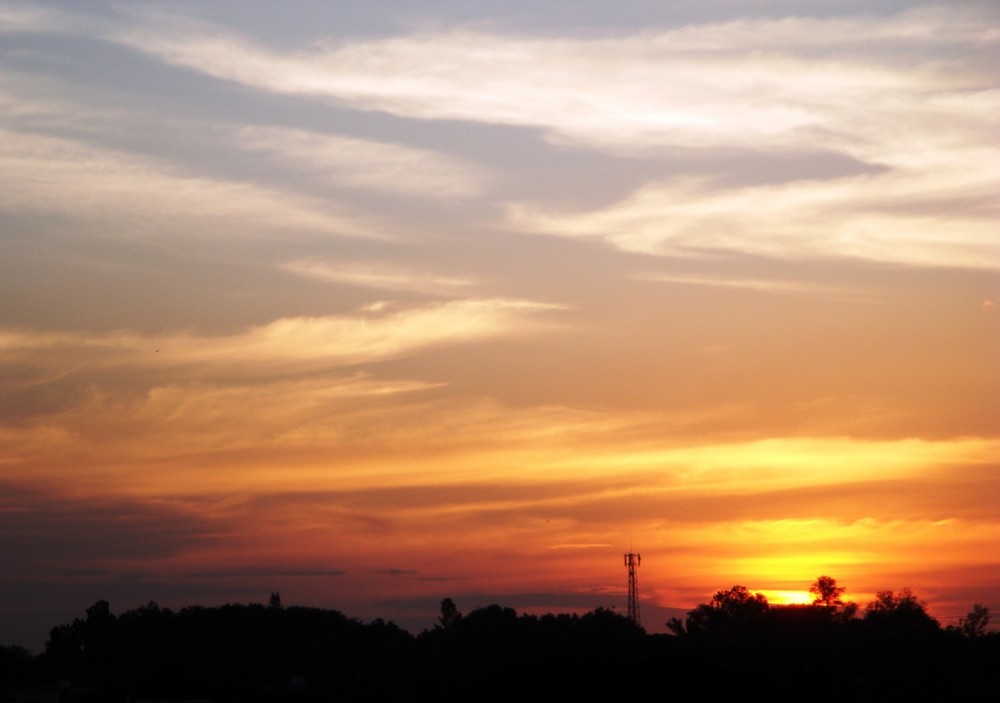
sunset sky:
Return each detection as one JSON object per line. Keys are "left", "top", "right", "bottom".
{"left": 2, "top": 0, "right": 998, "bottom": 651}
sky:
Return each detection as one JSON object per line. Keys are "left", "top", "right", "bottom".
{"left": 1, "top": 0, "right": 998, "bottom": 651}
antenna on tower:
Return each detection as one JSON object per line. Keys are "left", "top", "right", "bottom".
{"left": 624, "top": 548, "right": 641, "bottom": 626}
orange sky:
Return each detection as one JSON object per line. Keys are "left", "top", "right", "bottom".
{"left": 1, "top": 1, "right": 998, "bottom": 651}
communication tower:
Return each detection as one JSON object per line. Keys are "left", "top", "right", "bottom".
{"left": 624, "top": 550, "right": 641, "bottom": 625}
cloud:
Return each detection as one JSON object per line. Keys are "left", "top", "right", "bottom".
{"left": 0, "top": 2, "right": 84, "bottom": 35}
{"left": 108, "top": 7, "right": 997, "bottom": 157}
{"left": 86, "top": 7, "right": 998, "bottom": 271}
{"left": 508, "top": 164, "right": 1000, "bottom": 269}
{"left": 631, "top": 272, "right": 859, "bottom": 299}
{"left": 282, "top": 260, "right": 477, "bottom": 297}
{"left": 0, "top": 126, "right": 384, "bottom": 241}
{"left": 0, "top": 482, "right": 221, "bottom": 573}
{"left": 187, "top": 435, "right": 1000, "bottom": 522}
{"left": 180, "top": 567, "right": 347, "bottom": 579}
{"left": 0, "top": 300, "right": 563, "bottom": 473}
{"left": 231, "top": 125, "right": 491, "bottom": 198}
{"left": 549, "top": 543, "right": 613, "bottom": 550}
{"left": 7, "top": 7, "right": 995, "bottom": 269}
{"left": 173, "top": 298, "right": 558, "bottom": 366}
{"left": 0, "top": 390, "right": 641, "bottom": 496}
{"left": 0, "top": 298, "right": 559, "bottom": 371}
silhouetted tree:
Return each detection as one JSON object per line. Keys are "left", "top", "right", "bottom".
{"left": 865, "top": 588, "right": 929, "bottom": 617}
{"left": 35, "top": 588, "right": 999, "bottom": 701}
{"left": 40, "top": 599, "right": 123, "bottom": 693}
{"left": 958, "top": 603, "right": 990, "bottom": 638}
{"left": 864, "top": 588, "right": 940, "bottom": 636}
{"left": 665, "top": 616, "right": 686, "bottom": 636}
{"left": 684, "top": 585, "right": 769, "bottom": 639}
{"left": 577, "top": 606, "right": 646, "bottom": 647}
{"left": 810, "top": 575, "right": 846, "bottom": 607}
{"left": 0, "top": 645, "right": 39, "bottom": 691}
{"left": 438, "top": 597, "right": 462, "bottom": 631}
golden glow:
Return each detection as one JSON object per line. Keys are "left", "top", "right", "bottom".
{"left": 760, "top": 590, "right": 813, "bottom": 606}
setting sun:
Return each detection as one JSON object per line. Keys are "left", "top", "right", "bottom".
{"left": 759, "top": 590, "right": 814, "bottom": 606}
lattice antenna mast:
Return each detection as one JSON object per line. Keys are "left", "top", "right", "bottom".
{"left": 624, "top": 549, "right": 641, "bottom": 625}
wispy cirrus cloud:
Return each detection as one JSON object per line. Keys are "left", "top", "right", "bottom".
{"left": 0, "top": 298, "right": 561, "bottom": 371}
{"left": 508, "top": 163, "right": 1000, "bottom": 269}
{"left": 170, "top": 298, "right": 557, "bottom": 367}
{"left": 632, "top": 273, "right": 845, "bottom": 296}
{"left": 0, "top": 2, "right": 86, "bottom": 35}
{"left": 107, "top": 6, "right": 997, "bottom": 157}
{"left": 8, "top": 6, "right": 996, "bottom": 271}
{"left": 0, "top": 296, "right": 561, "bottom": 444}
{"left": 0, "top": 127, "right": 385, "bottom": 241}
{"left": 92, "top": 7, "right": 999, "bottom": 271}
{"left": 231, "top": 125, "right": 491, "bottom": 198}
{"left": 281, "top": 259, "right": 477, "bottom": 297}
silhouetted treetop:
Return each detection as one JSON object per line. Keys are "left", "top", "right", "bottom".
{"left": 810, "top": 575, "right": 846, "bottom": 607}
{"left": 863, "top": 587, "right": 940, "bottom": 634}
{"left": 43, "top": 598, "right": 414, "bottom": 702}
{"left": 437, "top": 597, "right": 462, "bottom": 631}
{"left": 957, "top": 603, "right": 990, "bottom": 638}
{"left": 683, "top": 585, "right": 770, "bottom": 638}
{"left": 23, "top": 588, "right": 1000, "bottom": 702}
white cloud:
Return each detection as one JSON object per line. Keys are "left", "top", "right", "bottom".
{"left": 508, "top": 157, "right": 1000, "bottom": 269}
{"left": 93, "top": 7, "right": 999, "bottom": 270}
{"left": 109, "top": 8, "right": 998, "bottom": 158}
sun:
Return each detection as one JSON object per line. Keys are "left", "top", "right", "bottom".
{"left": 760, "top": 590, "right": 813, "bottom": 606}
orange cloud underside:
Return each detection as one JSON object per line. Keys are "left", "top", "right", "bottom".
{"left": 12, "top": 409, "right": 995, "bottom": 628}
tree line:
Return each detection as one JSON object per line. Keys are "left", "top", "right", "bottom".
{"left": 1, "top": 578, "right": 996, "bottom": 702}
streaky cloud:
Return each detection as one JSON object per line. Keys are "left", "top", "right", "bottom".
{"left": 0, "top": 127, "right": 388, "bottom": 241}
{"left": 0, "top": 298, "right": 561, "bottom": 370}
{"left": 0, "top": 3, "right": 88, "bottom": 35}
{"left": 508, "top": 164, "right": 1000, "bottom": 269}
{"left": 231, "top": 124, "right": 491, "bottom": 198}
{"left": 107, "top": 8, "right": 997, "bottom": 156}
{"left": 548, "top": 543, "right": 613, "bottom": 550}
{"left": 631, "top": 272, "right": 865, "bottom": 300}
{"left": 282, "top": 260, "right": 477, "bottom": 297}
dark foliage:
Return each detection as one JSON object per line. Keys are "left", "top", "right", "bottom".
{"left": 0, "top": 643, "right": 43, "bottom": 693}
{"left": 665, "top": 584, "right": 999, "bottom": 701}
{"left": 413, "top": 604, "right": 666, "bottom": 699}
{"left": 4, "top": 590, "right": 996, "bottom": 702}
{"left": 41, "top": 599, "right": 415, "bottom": 702}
